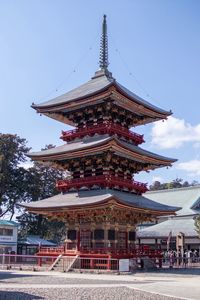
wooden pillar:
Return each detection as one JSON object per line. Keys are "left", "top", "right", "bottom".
{"left": 127, "top": 225, "right": 131, "bottom": 252}
{"left": 104, "top": 223, "right": 110, "bottom": 250}
{"left": 115, "top": 223, "right": 119, "bottom": 251}
{"left": 75, "top": 224, "right": 80, "bottom": 251}
{"left": 91, "top": 223, "right": 95, "bottom": 251}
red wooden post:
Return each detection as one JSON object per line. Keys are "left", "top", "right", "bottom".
{"left": 107, "top": 258, "right": 111, "bottom": 270}
{"left": 38, "top": 257, "right": 42, "bottom": 267}
{"left": 77, "top": 230, "right": 80, "bottom": 251}
{"left": 90, "top": 258, "right": 94, "bottom": 269}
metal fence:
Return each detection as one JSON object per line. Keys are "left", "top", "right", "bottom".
{"left": 0, "top": 254, "right": 56, "bottom": 271}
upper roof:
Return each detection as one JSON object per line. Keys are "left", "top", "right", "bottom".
{"left": 32, "top": 71, "right": 172, "bottom": 125}
{"left": 21, "top": 188, "right": 179, "bottom": 215}
{"left": 28, "top": 135, "right": 176, "bottom": 166}
{"left": 137, "top": 217, "right": 198, "bottom": 238}
{"left": 32, "top": 73, "right": 171, "bottom": 120}
{"left": 31, "top": 15, "right": 172, "bottom": 127}
{"left": 144, "top": 185, "right": 200, "bottom": 216}
{"left": 32, "top": 74, "right": 113, "bottom": 108}
{"left": 0, "top": 220, "right": 18, "bottom": 227}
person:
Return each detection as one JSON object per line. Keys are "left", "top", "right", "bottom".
{"left": 169, "top": 250, "right": 174, "bottom": 268}
{"left": 187, "top": 250, "right": 192, "bottom": 265}
{"left": 183, "top": 250, "right": 188, "bottom": 268}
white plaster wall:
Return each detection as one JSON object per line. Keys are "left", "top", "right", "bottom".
{"left": 0, "top": 226, "right": 18, "bottom": 243}
{"left": 0, "top": 225, "right": 18, "bottom": 252}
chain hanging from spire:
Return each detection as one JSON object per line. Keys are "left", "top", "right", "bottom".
{"left": 99, "top": 15, "right": 109, "bottom": 70}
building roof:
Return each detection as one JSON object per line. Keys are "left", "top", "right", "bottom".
{"left": 144, "top": 185, "right": 200, "bottom": 216}
{"left": 32, "top": 74, "right": 113, "bottom": 108}
{"left": 21, "top": 189, "right": 179, "bottom": 215}
{"left": 137, "top": 217, "right": 198, "bottom": 238}
{"left": 27, "top": 135, "right": 176, "bottom": 165}
{"left": 32, "top": 73, "right": 171, "bottom": 117}
{"left": 18, "top": 235, "right": 57, "bottom": 246}
{"left": 0, "top": 220, "right": 18, "bottom": 227}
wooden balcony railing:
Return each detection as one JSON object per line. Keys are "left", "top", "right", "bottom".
{"left": 56, "top": 174, "right": 148, "bottom": 194}
{"left": 37, "top": 245, "right": 162, "bottom": 258}
{"left": 61, "top": 121, "right": 144, "bottom": 145}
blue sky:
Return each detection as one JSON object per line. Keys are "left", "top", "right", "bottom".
{"left": 0, "top": 0, "right": 200, "bottom": 185}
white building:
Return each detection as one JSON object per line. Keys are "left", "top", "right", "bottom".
{"left": 0, "top": 220, "right": 18, "bottom": 253}
{"left": 137, "top": 186, "right": 200, "bottom": 250}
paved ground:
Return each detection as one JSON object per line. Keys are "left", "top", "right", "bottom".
{"left": 0, "top": 269, "right": 200, "bottom": 299}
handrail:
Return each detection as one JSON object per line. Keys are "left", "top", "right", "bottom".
{"left": 37, "top": 246, "right": 162, "bottom": 258}
{"left": 56, "top": 174, "right": 148, "bottom": 194}
{"left": 61, "top": 121, "right": 144, "bottom": 145}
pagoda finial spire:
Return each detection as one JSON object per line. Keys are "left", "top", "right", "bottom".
{"left": 99, "top": 14, "right": 109, "bottom": 70}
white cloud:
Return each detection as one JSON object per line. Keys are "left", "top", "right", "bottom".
{"left": 176, "top": 159, "right": 200, "bottom": 176}
{"left": 151, "top": 116, "right": 200, "bottom": 149}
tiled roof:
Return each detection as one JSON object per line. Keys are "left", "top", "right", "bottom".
{"left": 22, "top": 189, "right": 179, "bottom": 213}
{"left": 116, "top": 81, "right": 170, "bottom": 115}
{"left": 144, "top": 185, "right": 200, "bottom": 216}
{"left": 32, "top": 75, "right": 113, "bottom": 108}
{"left": 32, "top": 73, "right": 170, "bottom": 115}
{"left": 18, "top": 235, "right": 57, "bottom": 246}
{"left": 28, "top": 135, "right": 176, "bottom": 164}
{"left": 28, "top": 135, "right": 111, "bottom": 157}
{"left": 137, "top": 217, "right": 198, "bottom": 238}
{"left": 0, "top": 220, "right": 18, "bottom": 227}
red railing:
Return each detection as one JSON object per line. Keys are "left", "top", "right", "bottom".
{"left": 37, "top": 245, "right": 162, "bottom": 259}
{"left": 61, "top": 121, "right": 144, "bottom": 145}
{"left": 56, "top": 174, "right": 148, "bottom": 194}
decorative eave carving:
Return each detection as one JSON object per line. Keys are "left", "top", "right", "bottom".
{"left": 29, "top": 138, "right": 175, "bottom": 168}
{"left": 26, "top": 198, "right": 175, "bottom": 221}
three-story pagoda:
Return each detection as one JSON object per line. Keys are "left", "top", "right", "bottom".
{"left": 23, "top": 16, "right": 177, "bottom": 258}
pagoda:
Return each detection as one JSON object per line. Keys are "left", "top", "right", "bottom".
{"left": 23, "top": 16, "right": 177, "bottom": 259}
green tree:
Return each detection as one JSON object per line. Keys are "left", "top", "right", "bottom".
{"left": 0, "top": 133, "right": 30, "bottom": 219}
{"left": 18, "top": 145, "right": 67, "bottom": 243}
{"left": 194, "top": 215, "right": 200, "bottom": 238}
{"left": 150, "top": 178, "right": 198, "bottom": 191}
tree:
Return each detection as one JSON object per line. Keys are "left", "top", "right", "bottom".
{"left": 194, "top": 215, "right": 200, "bottom": 238}
{"left": 0, "top": 133, "right": 30, "bottom": 219}
{"left": 17, "top": 145, "right": 67, "bottom": 242}
{"left": 149, "top": 178, "right": 199, "bottom": 191}
{"left": 0, "top": 135, "right": 67, "bottom": 242}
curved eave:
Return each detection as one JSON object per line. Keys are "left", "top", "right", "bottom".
{"left": 27, "top": 136, "right": 111, "bottom": 159}
{"left": 117, "top": 140, "right": 177, "bottom": 164}
{"left": 31, "top": 77, "right": 171, "bottom": 123}
{"left": 114, "top": 81, "right": 171, "bottom": 117}
{"left": 31, "top": 81, "right": 113, "bottom": 111}
{"left": 21, "top": 196, "right": 177, "bottom": 217}
{"left": 27, "top": 137, "right": 176, "bottom": 167}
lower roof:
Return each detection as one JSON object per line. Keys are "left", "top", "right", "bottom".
{"left": 22, "top": 189, "right": 179, "bottom": 215}
{"left": 18, "top": 235, "right": 57, "bottom": 246}
{"left": 145, "top": 185, "right": 200, "bottom": 216}
{"left": 0, "top": 220, "right": 18, "bottom": 227}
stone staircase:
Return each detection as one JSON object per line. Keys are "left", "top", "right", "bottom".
{"left": 49, "top": 255, "right": 79, "bottom": 272}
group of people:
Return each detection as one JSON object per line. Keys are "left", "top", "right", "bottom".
{"left": 163, "top": 249, "right": 199, "bottom": 267}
